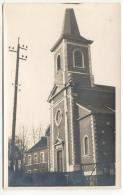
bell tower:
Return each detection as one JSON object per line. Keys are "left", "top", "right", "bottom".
{"left": 51, "top": 8, "right": 94, "bottom": 89}
{"left": 48, "top": 8, "right": 94, "bottom": 172}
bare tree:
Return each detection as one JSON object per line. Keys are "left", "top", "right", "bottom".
{"left": 8, "top": 130, "right": 28, "bottom": 172}
{"left": 31, "top": 124, "right": 44, "bottom": 145}
{"left": 18, "top": 126, "right": 29, "bottom": 152}
{"left": 32, "top": 126, "right": 36, "bottom": 145}
{"left": 38, "top": 123, "right": 43, "bottom": 140}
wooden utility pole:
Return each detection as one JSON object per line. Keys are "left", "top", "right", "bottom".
{"left": 9, "top": 37, "right": 28, "bottom": 171}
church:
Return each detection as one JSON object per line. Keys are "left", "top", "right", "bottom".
{"left": 24, "top": 8, "right": 115, "bottom": 179}
{"left": 47, "top": 8, "right": 115, "bottom": 176}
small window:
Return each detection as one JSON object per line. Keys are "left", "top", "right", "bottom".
{"left": 40, "top": 152, "right": 44, "bottom": 163}
{"left": 74, "top": 50, "right": 84, "bottom": 68}
{"left": 56, "top": 110, "right": 61, "bottom": 123}
{"left": 84, "top": 136, "right": 89, "bottom": 155}
{"left": 28, "top": 155, "right": 31, "bottom": 165}
{"left": 34, "top": 153, "right": 38, "bottom": 163}
{"left": 57, "top": 55, "right": 61, "bottom": 71}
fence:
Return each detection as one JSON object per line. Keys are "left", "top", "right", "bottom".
{"left": 9, "top": 170, "right": 115, "bottom": 187}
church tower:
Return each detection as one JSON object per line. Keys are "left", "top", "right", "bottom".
{"left": 48, "top": 8, "right": 115, "bottom": 175}
{"left": 48, "top": 8, "right": 95, "bottom": 172}
{"left": 51, "top": 8, "right": 94, "bottom": 89}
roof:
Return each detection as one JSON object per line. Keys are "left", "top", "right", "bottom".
{"left": 27, "top": 137, "right": 47, "bottom": 153}
{"left": 45, "top": 125, "right": 50, "bottom": 136}
{"left": 47, "top": 84, "right": 57, "bottom": 102}
{"left": 77, "top": 103, "right": 115, "bottom": 121}
{"left": 94, "top": 84, "right": 115, "bottom": 93}
{"left": 76, "top": 84, "right": 115, "bottom": 94}
{"left": 47, "top": 83, "right": 71, "bottom": 102}
{"left": 51, "top": 8, "right": 93, "bottom": 52}
{"left": 83, "top": 104, "right": 115, "bottom": 114}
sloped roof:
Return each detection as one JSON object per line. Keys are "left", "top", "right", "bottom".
{"left": 51, "top": 8, "right": 93, "bottom": 52}
{"left": 83, "top": 104, "right": 115, "bottom": 114}
{"left": 47, "top": 83, "right": 69, "bottom": 102}
{"left": 76, "top": 84, "right": 115, "bottom": 93}
{"left": 77, "top": 103, "right": 115, "bottom": 121}
{"left": 62, "top": 8, "right": 80, "bottom": 37}
{"left": 94, "top": 84, "right": 115, "bottom": 93}
{"left": 47, "top": 84, "right": 58, "bottom": 102}
{"left": 27, "top": 137, "right": 47, "bottom": 153}
{"left": 45, "top": 125, "right": 50, "bottom": 136}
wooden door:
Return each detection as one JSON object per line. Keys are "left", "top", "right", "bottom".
{"left": 57, "top": 150, "right": 63, "bottom": 172}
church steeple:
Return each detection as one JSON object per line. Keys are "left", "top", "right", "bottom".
{"left": 61, "top": 8, "right": 80, "bottom": 37}
{"left": 50, "top": 8, "right": 94, "bottom": 89}
{"left": 51, "top": 8, "right": 93, "bottom": 52}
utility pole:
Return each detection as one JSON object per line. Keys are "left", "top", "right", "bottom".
{"left": 9, "top": 37, "right": 28, "bottom": 171}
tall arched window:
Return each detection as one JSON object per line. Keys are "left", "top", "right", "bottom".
{"left": 73, "top": 50, "right": 84, "bottom": 68}
{"left": 84, "top": 136, "right": 89, "bottom": 155}
{"left": 57, "top": 55, "right": 61, "bottom": 71}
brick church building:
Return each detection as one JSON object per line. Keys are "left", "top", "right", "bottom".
{"left": 24, "top": 8, "right": 115, "bottom": 179}
{"left": 48, "top": 8, "right": 115, "bottom": 176}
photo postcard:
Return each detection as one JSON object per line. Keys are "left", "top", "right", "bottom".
{"left": 3, "top": 3, "right": 121, "bottom": 188}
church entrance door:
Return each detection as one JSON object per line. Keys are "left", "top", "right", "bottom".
{"left": 57, "top": 150, "right": 63, "bottom": 172}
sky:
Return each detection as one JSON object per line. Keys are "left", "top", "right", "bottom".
{"left": 4, "top": 3, "right": 120, "bottom": 146}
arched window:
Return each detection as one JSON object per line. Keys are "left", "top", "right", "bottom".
{"left": 57, "top": 55, "right": 61, "bottom": 71}
{"left": 84, "top": 136, "right": 89, "bottom": 155}
{"left": 73, "top": 50, "right": 84, "bottom": 68}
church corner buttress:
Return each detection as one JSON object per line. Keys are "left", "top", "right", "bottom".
{"left": 48, "top": 8, "right": 115, "bottom": 176}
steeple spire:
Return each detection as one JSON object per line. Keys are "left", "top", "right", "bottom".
{"left": 61, "top": 8, "right": 80, "bottom": 37}
{"left": 51, "top": 8, "right": 93, "bottom": 52}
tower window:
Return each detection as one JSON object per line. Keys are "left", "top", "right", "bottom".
{"left": 84, "top": 136, "right": 89, "bottom": 155}
{"left": 73, "top": 50, "right": 84, "bottom": 68}
{"left": 57, "top": 55, "right": 61, "bottom": 71}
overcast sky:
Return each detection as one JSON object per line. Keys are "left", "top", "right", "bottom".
{"left": 4, "top": 3, "right": 120, "bottom": 145}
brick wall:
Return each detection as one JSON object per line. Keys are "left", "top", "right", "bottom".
{"left": 77, "top": 88, "right": 115, "bottom": 108}
{"left": 24, "top": 148, "right": 48, "bottom": 173}
{"left": 94, "top": 114, "right": 115, "bottom": 163}
{"left": 79, "top": 115, "right": 94, "bottom": 165}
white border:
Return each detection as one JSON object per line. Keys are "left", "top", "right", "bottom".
{"left": 1, "top": 0, "right": 122, "bottom": 193}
